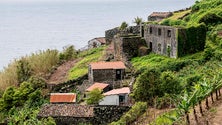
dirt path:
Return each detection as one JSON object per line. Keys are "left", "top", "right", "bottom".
{"left": 47, "top": 59, "right": 80, "bottom": 84}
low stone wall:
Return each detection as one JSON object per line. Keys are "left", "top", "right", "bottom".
{"left": 93, "top": 105, "right": 131, "bottom": 124}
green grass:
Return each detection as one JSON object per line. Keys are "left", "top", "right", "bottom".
{"left": 68, "top": 46, "right": 106, "bottom": 80}
{"left": 167, "top": 10, "right": 191, "bottom": 20}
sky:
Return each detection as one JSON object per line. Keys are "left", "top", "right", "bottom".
{"left": 0, "top": 0, "right": 127, "bottom": 4}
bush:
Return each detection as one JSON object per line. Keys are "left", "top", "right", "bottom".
{"left": 59, "top": 45, "right": 77, "bottom": 61}
{"left": 17, "top": 58, "right": 32, "bottom": 84}
{"left": 85, "top": 88, "right": 104, "bottom": 105}
{"left": 199, "top": 13, "right": 222, "bottom": 26}
{"left": 110, "top": 102, "right": 147, "bottom": 125}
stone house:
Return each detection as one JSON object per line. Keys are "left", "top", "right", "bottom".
{"left": 99, "top": 87, "right": 130, "bottom": 106}
{"left": 148, "top": 12, "right": 173, "bottom": 21}
{"left": 86, "top": 82, "right": 110, "bottom": 93}
{"left": 38, "top": 104, "right": 130, "bottom": 124}
{"left": 50, "top": 93, "right": 77, "bottom": 104}
{"left": 88, "top": 37, "right": 106, "bottom": 49}
{"left": 88, "top": 61, "right": 126, "bottom": 86}
{"left": 141, "top": 24, "right": 206, "bottom": 58}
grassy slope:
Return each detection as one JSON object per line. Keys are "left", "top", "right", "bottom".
{"left": 68, "top": 46, "right": 106, "bottom": 80}
{"left": 167, "top": 9, "right": 191, "bottom": 20}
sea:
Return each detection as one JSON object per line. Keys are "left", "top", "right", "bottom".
{"left": 0, "top": 0, "right": 195, "bottom": 71}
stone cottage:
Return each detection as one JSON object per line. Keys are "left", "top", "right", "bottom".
{"left": 50, "top": 93, "right": 77, "bottom": 104}
{"left": 88, "top": 37, "right": 106, "bottom": 49}
{"left": 88, "top": 61, "right": 126, "bottom": 86}
{"left": 148, "top": 12, "right": 173, "bottom": 21}
{"left": 99, "top": 87, "right": 130, "bottom": 106}
{"left": 141, "top": 24, "right": 206, "bottom": 58}
{"left": 38, "top": 104, "right": 130, "bottom": 124}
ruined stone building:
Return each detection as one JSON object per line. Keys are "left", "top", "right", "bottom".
{"left": 148, "top": 12, "right": 173, "bottom": 21}
{"left": 141, "top": 24, "right": 206, "bottom": 58}
{"left": 113, "top": 35, "right": 147, "bottom": 60}
{"left": 88, "top": 61, "right": 126, "bottom": 87}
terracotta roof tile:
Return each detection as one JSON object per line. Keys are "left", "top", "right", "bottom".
{"left": 38, "top": 104, "right": 94, "bottom": 117}
{"left": 86, "top": 82, "right": 109, "bottom": 92}
{"left": 50, "top": 93, "right": 77, "bottom": 103}
{"left": 103, "top": 87, "right": 130, "bottom": 96}
{"left": 90, "top": 61, "right": 126, "bottom": 70}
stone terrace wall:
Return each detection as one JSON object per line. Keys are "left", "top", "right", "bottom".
{"left": 105, "top": 26, "right": 140, "bottom": 44}
{"left": 93, "top": 105, "right": 131, "bottom": 124}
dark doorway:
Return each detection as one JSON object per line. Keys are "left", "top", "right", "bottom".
{"left": 141, "top": 26, "right": 144, "bottom": 37}
{"left": 149, "top": 42, "right": 152, "bottom": 50}
{"left": 116, "top": 69, "right": 122, "bottom": 80}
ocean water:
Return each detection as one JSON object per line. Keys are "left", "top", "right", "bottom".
{"left": 0, "top": 0, "right": 195, "bottom": 70}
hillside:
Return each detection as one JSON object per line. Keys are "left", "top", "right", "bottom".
{"left": 0, "top": 0, "right": 222, "bottom": 124}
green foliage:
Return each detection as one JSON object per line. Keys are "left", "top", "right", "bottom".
{"left": 133, "top": 16, "right": 143, "bottom": 25}
{"left": 85, "top": 88, "right": 104, "bottom": 105}
{"left": 16, "top": 58, "right": 32, "bottom": 84}
{"left": 119, "top": 21, "right": 128, "bottom": 31}
{"left": 110, "top": 102, "right": 147, "bottom": 125}
{"left": 150, "top": 110, "right": 177, "bottom": 125}
{"left": 59, "top": 45, "right": 77, "bottom": 61}
{"left": 68, "top": 46, "right": 105, "bottom": 80}
{"left": 177, "top": 23, "right": 207, "bottom": 57}
{"left": 27, "top": 76, "right": 46, "bottom": 89}
{"left": 199, "top": 12, "right": 222, "bottom": 26}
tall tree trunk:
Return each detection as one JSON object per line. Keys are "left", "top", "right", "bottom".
{"left": 193, "top": 105, "right": 198, "bottom": 123}
{"left": 186, "top": 112, "right": 190, "bottom": 125}
{"left": 205, "top": 97, "right": 209, "bottom": 109}
{"left": 216, "top": 90, "right": 219, "bottom": 100}
{"left": 211, "top": 92, "right": 214, "bottom": 103}
{"left": 199, "top": 101, "right": 203, "bottom": 116}
{"left": 219, "top": 89, "right": 221, "bottom": 96}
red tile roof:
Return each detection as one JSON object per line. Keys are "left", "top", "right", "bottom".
{"left": 90, "top": 61, "right": 126, "bottom": 70}
{"left": 95, "top": 37, "right": 106, "bottom": 44}
{"left": 86, "top": 82, "right": 109, "bottom": 92}
{"left": 103, "top": 87, "right": 130, "bottom": 96}
{"left": 50, "top": 93, "right": 77, "bottom": 103}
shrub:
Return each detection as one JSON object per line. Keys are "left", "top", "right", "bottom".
{"left": 59, "top": 45, "right": 77, "bottom": 61}
{"left": 85, "top": 88, "right": 104, "bottom": 105}
{"left": 119, "top": 21, "right": 128, "bottom": 31}
{"left": 199, "top": 13, "right": 222, "bottom": 26}
{"left": 16, "top": 58, "right": 32, "bottom": 84}
{"left": 110, "top": 102, "right": 147, "bottom": 125}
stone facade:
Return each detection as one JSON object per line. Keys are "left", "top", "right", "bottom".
{"left": 143, "top": 24, "right": 179, "bottom": 58}
{"left": 105, "top": 26, "right": 140, "bottom": 44}
{"left": 114, "top": 35, "right": 147, "bottom": 60}
{"left": 88, "top": 68, "right": 125, "bottom": 87}
{"left": 141, "top": 24, "right": 206, "bottom": 58}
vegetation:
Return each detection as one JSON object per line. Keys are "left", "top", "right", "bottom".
{"left": 85, "top": 88, "right": 104, "bottom": 105}
{"left": 133, "top": 16, "right": 143, "bottom": 25}
{"left": 68, "top": 46, "right": 105, "bottom": 80}
{"left": 59, "top": 45, "right": 77, "bottom": 61}
{"left": 110, "top": 102, "right": 147, "bottom": 125}
{"left": 119, "top": 21, "right": 128, "bottom": 31}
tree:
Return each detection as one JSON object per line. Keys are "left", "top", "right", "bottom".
{"left": 133, "top": 16, "right": 143, "bottom": 25}
{"left": 85, "top": 88, "right": 104, "bottom": 105}
{"left": 59, "top": 45, "right": 77, "bottom": 61}
{"left": 119, "top": 21, "right": 128, "bottom": 31}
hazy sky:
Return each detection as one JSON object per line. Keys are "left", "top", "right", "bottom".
{"left": 0, "top": 0, "right": 127, "bottom": 4}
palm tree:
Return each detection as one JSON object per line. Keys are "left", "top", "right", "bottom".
{"left": 133, "top": 16, "right": 143, "bottom": 25}
{"left": 119, "top": 21, "right": 128, "bottom": 31}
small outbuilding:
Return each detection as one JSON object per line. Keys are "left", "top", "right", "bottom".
{"left": 99, "top": 87, "right": 130, "bottom": 106}
{"left": 148, "top": 12, "right": 173, "bottom": 21}
{"left": 88, "top": 61, "right": 126, "bottom": 85}
{"left": 50, "top": 93, "right": 77, "bottom": 104}
{"left": 88, "top": 37, "right": 106, "bottom": 48}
